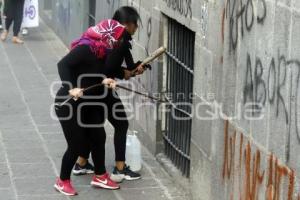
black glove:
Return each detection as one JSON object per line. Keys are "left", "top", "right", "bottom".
{"left": 134, "top": 61, "right": 152, "bottom": 71}
{"left": 134, "top": 61, "right": 142, "bottom": 68}
{"left": 121, "top": 31, "right": 133, "bottom": 49}
{"left": 143, "top": 64, "right": 152, "bottom": 70}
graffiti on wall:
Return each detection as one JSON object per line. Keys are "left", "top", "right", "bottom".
{"left": 163, "top": 0, "right": 192, "bottom": 18}
{"left": 221, "top": 0, "right": 300, "bottom": 197}
{"left": 224, "top": 0, "right": 267, "bottom": 52}
{"left": 242, "top": 52, "right": 300, "bottom": 162}
{"left": 222, "top": 120, "right": 300, "bottom": 200}
{"left": 200, "top": 1, "right": 208, "bottom": 40}
{"left": 223, "top": 0, "right": 300, "bottom": 163}
{"left": 145, "top": 17, "right": 152, "bottom": 56}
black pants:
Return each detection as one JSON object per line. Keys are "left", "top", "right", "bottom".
{"left": 55, "top": 89, "right": 108, "bottom": 180}
{"left": 81, "top": 90, "right": 129, "bottom": 163}
{"left": 4, "top": 0, "right": 24, "bottom": 36}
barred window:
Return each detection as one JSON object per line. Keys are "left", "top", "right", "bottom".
{"left": 164, "top": 17, "right": 195, "bottom": 177}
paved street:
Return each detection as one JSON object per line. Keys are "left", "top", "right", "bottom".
{"left": 0, "top": 20, "right": 190, "bottom": 200}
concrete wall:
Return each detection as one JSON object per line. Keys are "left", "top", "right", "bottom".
{"left": 190, "top": 0, "right": 300, "bottom": 199}
{"left": 39, "top": 0, "right": 300, "bottom": 199}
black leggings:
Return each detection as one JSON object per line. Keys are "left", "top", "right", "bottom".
{"left": 5, "top": 16, "right": 23, "bottom": 36}
{"left": 55, "top": 90, "right": 108, "bottom": 180}
{"left": 4, "top": 0, "right": 24, "bottom": 36}
{"left": 81, "top": 90, "right": 129, "bottom": 163}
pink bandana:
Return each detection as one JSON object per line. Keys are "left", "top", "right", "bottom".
{"left": 71, "top": 19, "right": 125, "bottom": 59}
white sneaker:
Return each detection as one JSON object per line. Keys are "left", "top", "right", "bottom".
{"left": 22, "top": 28, "right": 28, "bottom": 35}
{"left": 110, "top": 165, "right": 141, "bottom": 183}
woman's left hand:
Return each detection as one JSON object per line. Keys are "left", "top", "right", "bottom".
{"left": 102, "top": 78, "right": 117, "bottom": 89}
{"left": 69, "top": 88, "right": 84, "bottom": 101}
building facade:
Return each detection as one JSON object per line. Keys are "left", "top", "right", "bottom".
{"left": 39, "top": 0, "right": 300, "bottom": 199}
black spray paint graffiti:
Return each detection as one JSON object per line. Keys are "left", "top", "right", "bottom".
{"left": 243, "top": 52, "right": 300, "bottom": 162}
{"left": 200, "top": 2, "right": 208, "bottom": 40}
{"left": 145, "top": 18, "right": 152, "bottom": 56}
{"left": 225, "top": 0, "right": 267, "bottom": 52}
{"left": 163, "top": 0, "right": 192, "bottom": 18}
{"left": 225, "top": 0, "right": 299, "bottom": 164}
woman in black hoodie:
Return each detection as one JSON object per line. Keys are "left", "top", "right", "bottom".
{"left": 54, "top": 19, "right": 132, "bottom": 196}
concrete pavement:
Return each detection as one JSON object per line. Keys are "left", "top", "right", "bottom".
{"left": 0, "top": 20, "right": 190, "bottom": 200}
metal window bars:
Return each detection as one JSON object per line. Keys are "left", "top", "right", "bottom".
{"left": 164, "top": 17, "right": 195, "bottom": 177}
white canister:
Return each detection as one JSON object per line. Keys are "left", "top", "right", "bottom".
{"left": 126, "top": 131, "right": 142, "bottom": 172}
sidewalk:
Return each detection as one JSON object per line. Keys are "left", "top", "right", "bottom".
{"left": 0, "top": 20, "right": 190, "bottom": 200}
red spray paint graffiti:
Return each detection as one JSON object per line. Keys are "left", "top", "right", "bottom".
{"left": 222, "top": 120, "right": 299, "bottom": 200}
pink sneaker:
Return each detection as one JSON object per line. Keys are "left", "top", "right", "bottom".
{"left": 91, "top": 173, "right": 120, "bottom": 190}
{"left": 54, "top": 178, "right": 78, "bottom": 196}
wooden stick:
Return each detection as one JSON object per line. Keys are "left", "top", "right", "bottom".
{"left": 56, "top": 47, "right": 167, "bottom": 108}
{"left": 142, "top": 46, "right": 166, "bottom": 65}
{"left": 55, "top": 83, "right": 103, "bottom": 108}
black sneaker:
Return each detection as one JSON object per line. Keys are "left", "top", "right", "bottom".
{"left": 72, "top": 162, "right": 94, "bottom": 176}
{"left": 110, "top": 165, "right": 141, "bottom": 183}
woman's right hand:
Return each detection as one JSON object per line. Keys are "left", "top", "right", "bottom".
{"left": 124, "top": 69, "right": 132, "bottom": 80}
{"left": 102, "top": 78, "right": 117, "bottom": 89}
{"left": 69, "top": 88, "right": 84, "bottom": 101}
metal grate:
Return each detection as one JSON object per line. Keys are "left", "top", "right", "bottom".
{"left": 164, "top": 18, "right": 195, "bottom": 177}
{"left": 88, "top": 0, "right": 96, "bottom": 26}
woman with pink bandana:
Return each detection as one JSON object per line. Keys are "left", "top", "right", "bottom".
{"left": 54, "top": 19, "right": 127, "bottom": 196}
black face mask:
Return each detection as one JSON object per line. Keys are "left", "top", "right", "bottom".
{"left": 122, "top": 30, "right": 132, "bottom": 41}
{"left": 117, "top": 31, "right": 132, "bottom": 50}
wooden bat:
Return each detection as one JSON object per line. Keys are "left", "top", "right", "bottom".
{"left": 132, "top": 46, "right": 166, "bottom": 75}
{"left": 142, "top": 46, "right": 166, "bottom": 66}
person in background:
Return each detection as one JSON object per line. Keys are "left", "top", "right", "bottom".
{"left": 21, "top": 1, "right": 30, "bottom": 36}
{"left": 0, "top": 0, "right": 25, "bottom": 44}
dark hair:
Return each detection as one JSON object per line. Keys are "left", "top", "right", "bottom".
{"left": 113, "top": 6, "right": 142, "bottom": 26}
